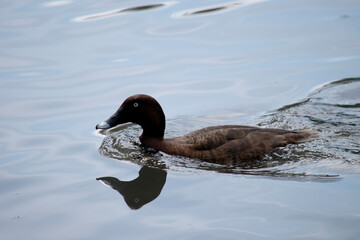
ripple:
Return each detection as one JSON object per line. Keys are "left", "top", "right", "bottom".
{"left": 73, "top": 1, "right": 177, "bottom": 22}
{"left": 246, "top": 84, "right": 297, "bottom": 98}
{"left": 0, "top": 55, "right": 37, "bottom": 68}
{"left": 310, "top": 78, "right": 360, "bottom": 107}
{"left": 42, "top": 1, "right": 72, "bottom": 8}
{"left": 147, "top": 22, "right": 211, "bottom": 35}
{"left": 172, "top": 0, "right": 267, "bottom": 18}
{"left": 258, "top": 77, "right": 360, "bottom": 174}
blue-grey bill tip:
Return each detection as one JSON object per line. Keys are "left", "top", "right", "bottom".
{"left": 96, "top": 121, "right": 111, "bottom": 129}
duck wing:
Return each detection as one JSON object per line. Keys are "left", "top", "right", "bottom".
{"left": 162, "top": 125, "right": 317, "bottom": 164}
{"left": 182, "top": 125, "right": 269, "bottom": 150}
{"left": 173, "top": 125, "right": 317, "bottom": 163}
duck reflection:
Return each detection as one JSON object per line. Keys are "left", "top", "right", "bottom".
{"left": 97, "top": 166, "right": 167, "bottom": 210}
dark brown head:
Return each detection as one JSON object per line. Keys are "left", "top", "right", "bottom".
{"left": 96, "top": 94, "right": 166, "bottom": 139}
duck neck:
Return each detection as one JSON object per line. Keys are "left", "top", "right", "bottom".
{"left": 138, "top": 102, "right": 166, "bottom": 143}
{"left": 141, "top": 125, "right": 165, "bottom": 140}
{"left": 139, "top": 114, "right": 165, "bottom": 141}
{"left": 139, "top": 127, "right": 167, "bottom": 153}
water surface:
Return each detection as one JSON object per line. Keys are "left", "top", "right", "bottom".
{"left": 1, "top": 0, "right": 360, "bottom": 239}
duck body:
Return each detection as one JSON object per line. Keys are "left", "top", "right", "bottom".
{"left": 96, "top": 94, "right": 317, "bottom": 165}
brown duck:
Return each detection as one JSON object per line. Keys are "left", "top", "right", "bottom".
{"left": 96, "top": 94, "right": 318, "bottom": 165}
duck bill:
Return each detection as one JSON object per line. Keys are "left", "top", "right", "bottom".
{"left": 96, "top": 109, "right": 126, "bottom": 130}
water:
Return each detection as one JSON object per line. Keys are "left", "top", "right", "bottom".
{"left": 1, "top": 0, "right": 360, "bottom": 239}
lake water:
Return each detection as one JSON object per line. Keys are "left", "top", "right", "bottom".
{"left": 1, "top": 0, "right": 360, "bottom": 239}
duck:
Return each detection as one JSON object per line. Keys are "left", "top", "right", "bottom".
{"left": 96, "top": 94, "right": 318, "bottom": 165}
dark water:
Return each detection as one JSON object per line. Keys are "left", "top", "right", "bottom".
{"left": 1, "top": 0, "right": 360, "bottom": 239}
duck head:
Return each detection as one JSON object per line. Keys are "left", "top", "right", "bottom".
{"left": 96, "top": 94, "right": 166, "bottom": 139}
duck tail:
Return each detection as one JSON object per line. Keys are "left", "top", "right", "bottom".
{"left": 293, "top": 129, "right": 319, "bottom": 143}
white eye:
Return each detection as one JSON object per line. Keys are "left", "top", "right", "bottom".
{"left": 133, "top": 102, "right": 139, "bottom": 108}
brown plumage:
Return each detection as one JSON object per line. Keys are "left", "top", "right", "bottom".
{"left": 96, "top": 94, "right": 318, "bottom": 165}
